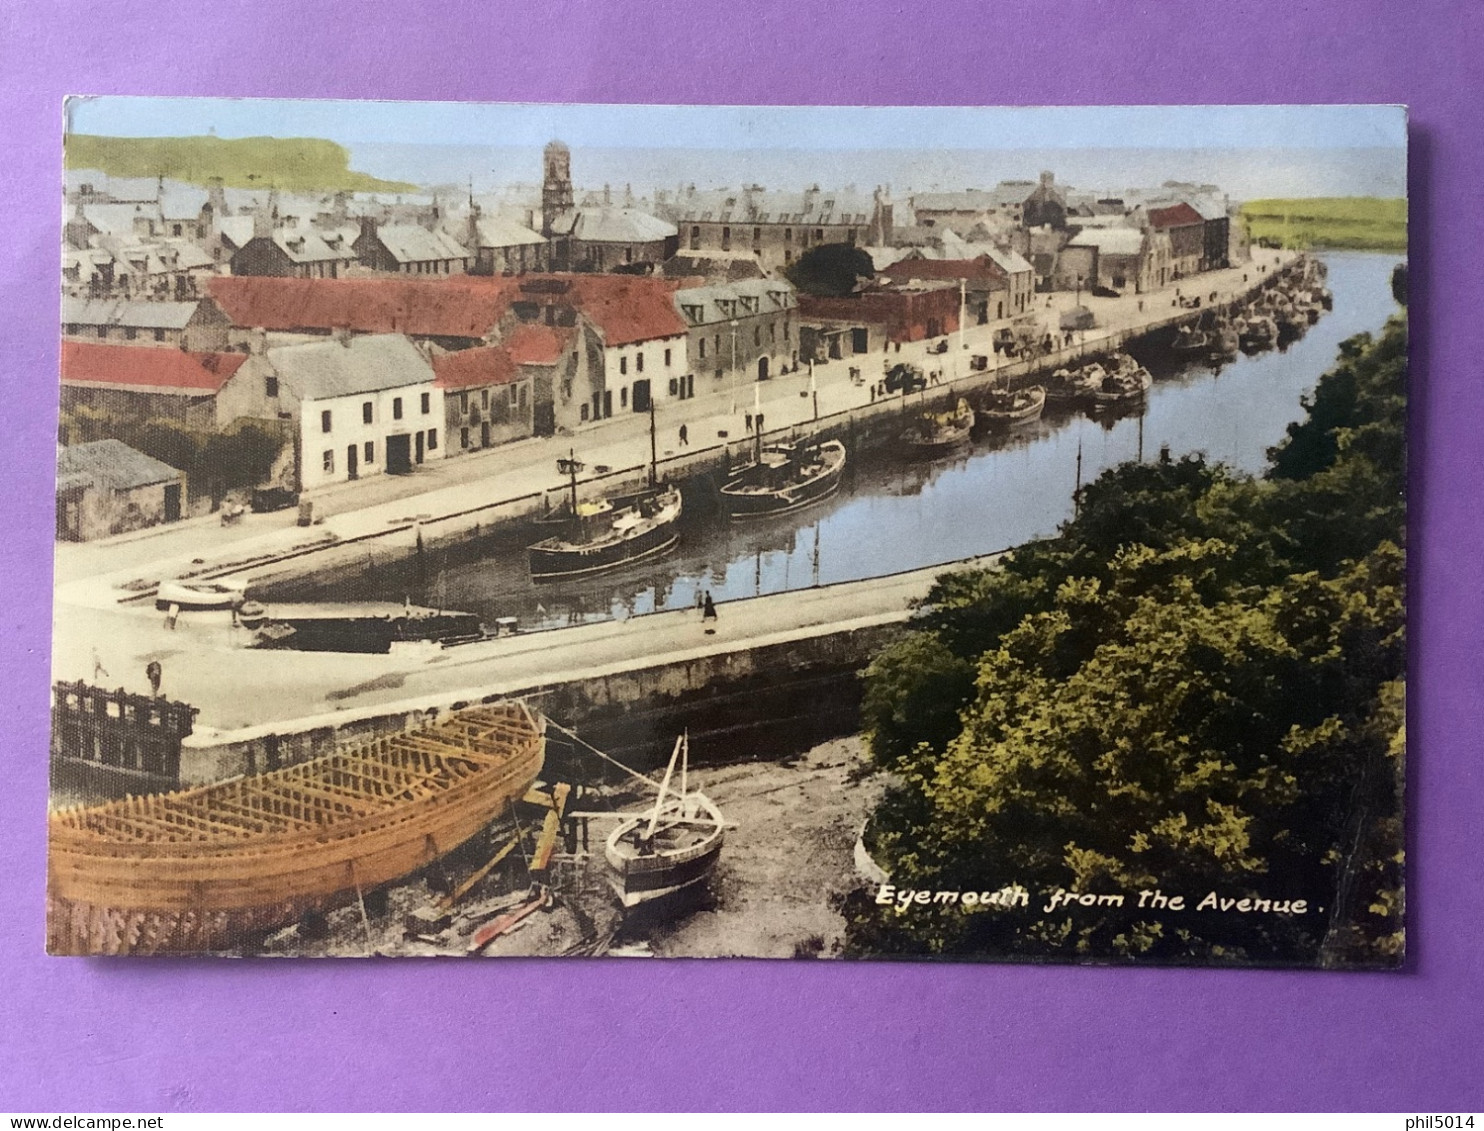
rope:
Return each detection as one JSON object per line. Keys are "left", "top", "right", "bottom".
{"left": 544, "top": 719, "right": 662, "bottom": 790}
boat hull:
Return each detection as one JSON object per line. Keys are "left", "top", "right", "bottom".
{"left": 604, "top": 794, "right": 726, "bottom": 910}
{"left": 47, "top": 702, "right": 546, "bottom": 955}
{"left": 527, "top": 489, "right": 682, "bottom": 581}
{"left": 721, "top": 441, "right": 847, "bottom": 521}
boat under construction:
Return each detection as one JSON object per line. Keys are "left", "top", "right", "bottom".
{"left": 47, "top": 700, "right": 546, "bottom": 956}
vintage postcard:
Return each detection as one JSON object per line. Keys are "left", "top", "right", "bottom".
{"left": 49, "top": 100, "right": 1407, "bottom": 965}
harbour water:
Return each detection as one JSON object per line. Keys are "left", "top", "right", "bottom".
{"left": 280, "top": 252, "right": 1403, "bottom": 633}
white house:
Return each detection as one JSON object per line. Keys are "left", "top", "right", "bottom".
{"left": 264, "top": 334, "right": 445, "bottom": 490}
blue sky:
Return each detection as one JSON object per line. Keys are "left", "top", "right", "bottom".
{"left": 67, "top": 98, "right": 1407, "bottom": 152}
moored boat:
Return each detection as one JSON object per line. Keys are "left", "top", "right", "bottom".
{"left": 605, "top": 733, "right": 725, "bottom": 910}
{"left": 528, "top": 485, "right": 682, "bottom": 581}
{"left": 1171, "top": 324, "right": 1211, "bottom": 357}
{"left": 47, "top": 700, "right": 547, "bottom": 955}
{"left": 1239, "top": 314, "right": 1277, "bottom": 352}
{"left": 154, "top": 578, "right": 248, "bottom": 611}
{"left": 902, "top": 398, "right": 975, "bottom": 455}
{"left": 720, "top": 438, "right": 847, "bottom": 520}
{"left": 976, "top": 383, "right": 1047, "bottom": 428}
{"left": 1090, "top": 365, "right": 1152, "bottom": 410}
{"left": 1045, "top": 362, "right": 1105, "bottom": 405}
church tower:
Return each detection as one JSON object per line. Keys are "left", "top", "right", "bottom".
{"left": 541, "top": 140, "right": 574, "bottom": 237}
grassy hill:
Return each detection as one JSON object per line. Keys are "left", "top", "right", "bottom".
{"left": 1240, "top": 197, "right": 1407, "bottom": 252}
{"left": 65, "top": 134, "right": 417, "bottom": 194}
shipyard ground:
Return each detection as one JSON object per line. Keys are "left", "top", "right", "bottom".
{"left": 251, "top": 735, "right": 878, "bottom": 959}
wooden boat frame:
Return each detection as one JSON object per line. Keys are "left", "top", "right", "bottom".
{"left": 48, "top": 700, "right": 546, "bottom": 955}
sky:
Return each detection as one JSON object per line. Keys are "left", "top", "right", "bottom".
{"left": 65, "top": 98, "right": 1408, "bottom": 199}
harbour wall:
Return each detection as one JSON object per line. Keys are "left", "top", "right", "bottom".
{"left": 177, "top": 615, "right": 910, "bottom": 787}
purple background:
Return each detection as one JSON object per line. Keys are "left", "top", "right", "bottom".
{"left": 2, "top": 0, "right": 1480, "bottom": 1112}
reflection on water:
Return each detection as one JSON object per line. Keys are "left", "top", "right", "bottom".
{"left": 285, "top": 253, "right": 1402, "bottom": 632}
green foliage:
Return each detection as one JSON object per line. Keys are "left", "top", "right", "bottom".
{"left": 1240, "top": 198, "right": 1407, "bottom": 251}
{"left": 61, "top": 408, "right": 287, "bottom": 505}
{"left": 784, "top": 243, "right": 876, "bottom": 297}
{"left": 65, "top": 134, "right": 417, "bottom": 194}
{"left": 850, "top": 315, "right": 1408, "bottom": 965}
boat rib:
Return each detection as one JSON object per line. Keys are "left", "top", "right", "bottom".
{"left": 48, "top": 701, "right": 546, "bottom": 955}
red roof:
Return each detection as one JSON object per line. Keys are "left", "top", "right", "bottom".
{"left": 1148, "top": 202, "right": 1205, "bottom": 229}
{"left": 433, "top": 346, "right": 516, "bottom": 391}
{"left": 61, "top": 341, "right": 246, "bottom": 394}
{"left": 560, "top": 275, "right": 687, "bottom": 346}
{"left": 880, "top": 256, "right": 1004, "bottom": 285}
{"left": 209, "top": 276, "right": 520, "bottom": 339}
{"left": 505, "top": 323, "right": 567, "bottom": 365}
{"left": 433, "top": 326, "right": 573, "bottom": 390}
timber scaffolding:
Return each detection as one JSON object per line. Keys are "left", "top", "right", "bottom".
{"left": 47, "top": 700, "right": 546, "bottom": 955}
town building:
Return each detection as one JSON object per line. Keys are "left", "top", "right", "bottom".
{"left": 60, "top": 341, "right": 250, "bottom": 429}
{"left": 434, "top": 324, "right": 566, "bottom": 451}
{"left": 229, "top": 213, "right": 358, "bottom": 279}
{"left": 56, "top": 439, "right": 186, "bottom": 541}
{"left": 657, "top": 184, "right": 889, "bottom": 275}
{"left": 353, "top": 219, "right": 471, "bottom": 276}
{"left": 461, "top": 208, "right": 547, "bottom": 275}
{"left": 62, "top": 297, "right": 232, "bottom": 352}
{"left": 674, "top": 278, "right": 798, "bottom": 390}
{"left": 878, "top": 256, "right": 1008, "bottom": 326}
{"left": 1146, "top": 202, "right": 1206, "bottom": 280}
{"left": 797, "top": 281, "right": 961, "bottom": 361}
{"left": 249, "top": 334, "right": 445, "bottom": 490}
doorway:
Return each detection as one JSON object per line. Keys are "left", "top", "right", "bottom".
{"left": 346, "top": 444, "right": 358, "bottom": 480}
{"left": 756, "top": 356, "right": 769, "bottom": 382}
{"left": 163, "top": 483, "right": 181, "bottom": 522}
{"left": 415, "top": 431, "right": 425, "bottom": 464}
{"left": 386, "top": 433, "right": 412, "bottom": 475}
{"left": 632, "top": 379, "right": 651, "bottom": 412}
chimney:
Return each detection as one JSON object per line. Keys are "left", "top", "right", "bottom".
{"left": 1040, "top": 171, "right": 1055, "bottom": 188}
{"left": 207, "top": 177, "right": 228, "bottom": 218}
{"left": 252, "top": 205, "right": 272, "bottom": 240}
{"left": 623, "top": 183, "right": 634, "bottom": 207}
{"left": 332, "top": 190, "right": 349, "bottom": 224}
{"left": 359, "top": 215, "right": 378, "bottom": 245}
{"left": 603, "top": 184, "right": 612, "bottom": 207}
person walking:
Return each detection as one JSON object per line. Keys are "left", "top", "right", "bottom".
{"left": 678, "top": 423, "right": 689, "bottom": 447}
{"left": 702, "top": 591, "right": 718, "bottom": 623}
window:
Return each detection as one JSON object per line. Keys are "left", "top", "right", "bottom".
{"left": 754, "top": 326, "right": 761, "bottom": 346}
{"left": 421, "top": 392, "right": 431, "bottom": 415}
{"left": 669, "top": 377, "right": 678, "bottom": 395}
{"left": 460, "top": 392, "right": 468, "bottom": 412}
{"left": 154, "top": 328, "right": 165, "bottom": 342}
{"left": 393, "top": 397, "right": 403, "bottom": 420}
{"left": 770, "top": 322, "right": 777, "bottom": 342}
{"left": 427, "top": 428, "right": 438, "bottom": 451}
{"left": 664, "top": 348, "right": 672, "bottom": 367}
{"left": 689, "top": 225, "right": 700, "bottom": 250}
{"left": 814, "top": 228, "right": 824, "bottom": 242}
{"left": 265, "top": 376, "right": 279, "bottom": 398}
{"left": 172, "top": 224, "right": 182, "bottom": 237}
{"left": 509, "top": 385, "right": 518, "bottom": 407}
{"left": 721, "top": 226, "right": 731, "bottom": 251}
{"left": 636, "top": 353, "right": 644, "bottom": 373}
{"left": 619, "top": 356, "right": 628, "bottom": 375}
{"left": 460, "top": 427, "right": 470, "bottom": 449}
{"left": 784, "top": 228, "right": 792, "bottom": 242}
{"left": 322, "top": 450, "right": 334, "bottom": 474}
{"left": 97, "top": 326, "right": 106, "bottom": 337}
{"left": 321, "top": 409, "right": 332, "bottom": 433}
{"left": 364, "top": 441, "right": 374, "bottom": 463}
{"left": 124, "top": 327, "right": 137, "bottom": 340}
{"left": 699, "top": 338, "right": 706, "bottom": 360}
{"left": 481, "top": 389, "right": 489, "bottom": 408}
{"left": 580, "top": 404, "right": 590, "bottom": 422}
{"left": 362, "top": 401, "right": 373, "bottom": 425}
{"left": 753, "top": 226, "right": 762, "bottom": 243}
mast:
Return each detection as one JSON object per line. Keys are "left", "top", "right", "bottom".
{"left": 646, "top": 734, "right": 684, "bottom": 840}
{"left": 647, "top": 397, "right": 658, "bottom": 487}
{"left": 1074, "top": 436, "right": 1084, "bottom": 516}
{"left": 567, "top": 448, "right": 579, "bottom": 518}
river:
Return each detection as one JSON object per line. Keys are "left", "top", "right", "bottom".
{"left": 290, "top": 251, "right": 1403, "bottom": 632}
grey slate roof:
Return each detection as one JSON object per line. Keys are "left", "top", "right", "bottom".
{"left": 659, "top": 187, "right": 874, "bottom": 227}
{"left": 267, "top": 334, "right": 435, "bottom": 401}
{"left": 548, "top": 207, "right": 677, "bottom": 243}
{"left": 62, "top": 297, "right": 201, "bottom": 330}
{"left": 983, "top": 246, "right": 1034, "bottom": 275}
{"left": 160, "top": 184, "right": 208, "bottom": 221}
{"left": 57, "top": 439, "right": 182, "bottom": 493}
{"left": 82, "top": 202, "right": 162, "bottom": 235}
{"left": 266, "top": 229, "right": 359, "bottom": 264}
{"left": 367, "top": 223, "right": 470, "bottom": 263}
{"left": 469, "top": 215, "right": 545, "bottom": 249}
{"left": 1068, "top": 228, "right": 1146, "bottom": 256}
{"left": 673, "top": 279, "right": 796, "bottom": 326}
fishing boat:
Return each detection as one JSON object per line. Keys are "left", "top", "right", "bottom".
{"left": 1210, "top": 321, "right": 1241, "bottom": 357}
{"left": 1170, "top": 324, "right": 1212, "bottom": 358}
{"left": 1239, "top": 314, "right": 1278, "bottom": 352}
{"left": 47, "top": 700, "right": 547, "bottom": 955}
{"left": 901, "top": 397, "right": 974, "bottom": 455}
{"left": 528, "top": 402, "right": 683, "bottom": 580}
{"left": 527, "top": 485, "right": 682, "bottom": 581}
{"left": 154, "top": 578, "right": 248, "bottom": 611}
{"left": 605, "top": 733, "right": 725, "bottom": 910}
{"left": 976, "top": 383, "right": 1047, "bottom": 429}
{"left": 1090, "top": 365, "right": 1152, "bottom": 410}
{"left": 720, "top": 438, "right": 847, "bottom": 520}
{"left": 1045, "top": 362, "right": 1105, "bottom": 405}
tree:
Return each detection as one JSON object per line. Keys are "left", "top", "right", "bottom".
{"left": 784, "top": 243, "right": 875, "bottom": 297}
{"left": 849, "top": 315, "right": 1408, "bottom": 966}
